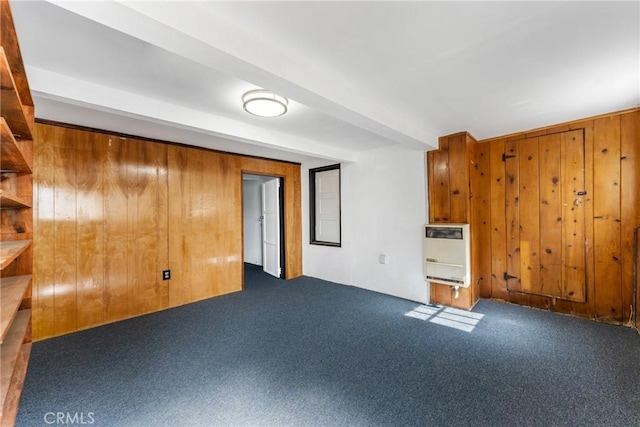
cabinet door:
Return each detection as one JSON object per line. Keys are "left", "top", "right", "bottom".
{"left": 504, "top": 130, "right": 586, "bottom": 302}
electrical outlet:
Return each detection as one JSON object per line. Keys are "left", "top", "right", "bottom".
{"left": 162, "top": 270, "right": 171, "bottom": 280}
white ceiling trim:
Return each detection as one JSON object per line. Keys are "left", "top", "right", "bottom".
{"left": 28, "top": 66, "right": 356, "bottom": 162}
{"left": 47, "top": 0, "right": 437, "bottom": 150}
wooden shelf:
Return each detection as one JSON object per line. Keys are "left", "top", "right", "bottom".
{"left": 1, "top": 341, "right": 30, "bottom": 426}
{"left": 0, "top": 47, "right": 32, "bottom": 140}
{"left": 0, "top": 118, "right": 31, "bottom": 173}
{"left": 0, "top": 189, "right": 31, "bottom": 209}
{"left": 0, "top": 1, "right": 34, "bottom": 424}
{"left": 0, "top": 275, "right": 31, "bottom": 343}
{"left": 0, "top": 310, "right": 31, "bottom": 419}
{"left": 0, "top": 240, "right": 31, "bottom": 271}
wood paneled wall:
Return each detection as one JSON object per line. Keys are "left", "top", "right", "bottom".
{"left": 429, "top": 108, "right": 639, "bottom": 324}
{"left": 33, "top": 122, "right": 302, "bottom": 340}
{"left": 426, "top": 132, "right": 480, "bottom": 310}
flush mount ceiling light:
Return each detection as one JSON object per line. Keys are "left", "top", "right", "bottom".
{"left": 242, "top": 89, "right": 288, "bottom": 117}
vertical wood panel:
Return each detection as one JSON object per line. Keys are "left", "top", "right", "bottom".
{"left": 560, "top": 130, "right": 586, "bottom": 302}
{"left": 189, "top": 148, "right": 206, "bottom": 301}
{"left": 285, "top": 164, "right": 302, "bottom": 279}
{"left": 448, "top": 134, "right": 468, "bottom": 223}
{"left": 104, "top": 136, "right": 130, "bottom": 322}
{"left": 518, "top": 137, "right": 540, "bottom": 295}
{"left": 620, "top": 111, "right": 640, "bottom": 324}
{"left": 218, "top": 154, "right": 242, "bottom": 294}
{"left": 504, "top": 139, "right": 521, "bottom": 296}
{"left": 472, "top": 142, "right": 492, "bottom": 297}
{"left": 76, "top": 131, "right": 105, "bottom": 329}
{"left": 167, "top": 145, "right": 189, "bottom": 307}
{"left": 32, "top": 125, "right": 54, "bottom": 338}
{"left": 430, "top": 140, "right": 450, "bottom": 222}
{"left": 538, "top": 133, "right": 562, "bottom": 297}
{"left": 157, "top": 144, "right": 169, "bottom": 308}
{"left": 124, "top": 139, "right": 139, "bottom": 318}
{"left": 593, "top": 116, "right": 622, "bottom": 321}
{"left": 136, "top": 140, "right": 165, "bottom": 313}
{"left": 571, "top": 122, "right": 596, "bottom": 319}
{"left": 53, "top": 127, "right": 77, "bottom": 336}
{"left": 489, "top": 140, "right": 508, "bottom": 300}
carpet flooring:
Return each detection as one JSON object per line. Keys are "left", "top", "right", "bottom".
{"left": 16, "top": 264, "right": 640, "bottom": 426}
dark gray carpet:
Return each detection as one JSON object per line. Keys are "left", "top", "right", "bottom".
{"left": 17, "top": 264, "right": 640, "bottom": 426}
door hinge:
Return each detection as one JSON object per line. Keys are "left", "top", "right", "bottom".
{"left": 504, "top": 272, "right": 518, "bottom": 281}
{"left": 502, "top": 153, "right": 516, "bottom": 161}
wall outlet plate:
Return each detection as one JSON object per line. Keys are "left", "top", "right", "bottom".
{"left": 162, "top": 270, "right": 171, "bottom": 280}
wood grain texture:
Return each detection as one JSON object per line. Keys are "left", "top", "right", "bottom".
{"left": 538, "top": 133, "right": 562, "bottom": 297}
{"left": 32, "top": 122, "right": 302, "bottom": 340}
{"left": 1, "top": 3, "right": 34, "bottom": 422}
{"left": 0, "top": 47, "right": 32, "bottom": 140}
{"left": 448, "top": 133, "right": 468, "bottom": 223}
{"left": 518, "top": 137, "right": 541, "bottom": 295}
{"left": 0, "top": 118, "right": 31, "bottom": 173}
{"left": 0, "top": 310, "right": 30, "bottom": 409}
{"left": 504, "top": 138, "right": 522, "bottom": 299}
{"left": 0, "top": 1, "right": 33, "bottom": 108}
{"left": 32, "top": 125, "right": 53, "bottom": 339}
{"left": 427, "top": 133, "right": 478, "bottom": 310}
{"left": 472, "top": 109, "right": 639, "bottom": 324}
{"left": 593, "top": 116, "right": 622, "bottom": 321}
{"left": 471, "top": 142, "right": 491, "bottom": 297}
{"left": 489, "top": 140, "right": 508, "bottom": 300}
{"left": 428, "top": 139, "right": 450, "bottom": 222}
{"left": 0, "top": 341, "right": 30, "bottom": 426}
{"left": 75, "top": 132, "right": 105, "bottom": 330}
{"left": 52, "top": 127, "right": 78, "bottom": 336}
{"left": 103, "top": 136, "right": 131, "bottom": 323}
{"left": 0, "top": 275, "right": 30, "bottom": 343}
{"left": 620, "top": 111, "right": 639, "bottom": 324}
{"left": 560, "top": 130, "right": 586, "bottom": 302}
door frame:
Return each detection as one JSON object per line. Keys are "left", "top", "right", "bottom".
{"left": 241, "top": 173, "right": 286, "bottom": 281}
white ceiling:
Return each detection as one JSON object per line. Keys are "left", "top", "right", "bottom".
{"left": 10, "top": 1, "right": 640, "bottom": 164}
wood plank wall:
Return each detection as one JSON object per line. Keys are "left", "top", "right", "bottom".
{"left": 32, "top": 122, "right": 302, "bottom": 340}
{"left": 435, "top": 108, "right": 639, "bottom": 324}
{"left": 426, "top": 132, "right": 480, "bottom": 310}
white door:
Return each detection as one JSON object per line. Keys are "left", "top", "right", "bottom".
{"left": 261, "top": 178, "right": 281, "bottom": 278}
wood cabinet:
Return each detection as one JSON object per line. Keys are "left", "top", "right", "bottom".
{"left": 1, "top": 0, "right": 34, "bottom": 424}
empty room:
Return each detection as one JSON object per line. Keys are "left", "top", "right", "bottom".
{"left": 1, "top": 1, "right": 639, "bottom": 426}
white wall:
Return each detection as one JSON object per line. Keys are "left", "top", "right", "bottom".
{"left": 243, "top": 179, "right": 263, "bottom": 265}
{"left": 302, "top": 144, "right": 429, "bottom": 304}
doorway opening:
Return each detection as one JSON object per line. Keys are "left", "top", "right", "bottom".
{"left": 242, "top": 173, "right": 285, "bottom": 281}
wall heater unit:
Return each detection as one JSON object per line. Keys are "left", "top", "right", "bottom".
{"left": 423, "top": 223, "right": 470, "bottom": 295}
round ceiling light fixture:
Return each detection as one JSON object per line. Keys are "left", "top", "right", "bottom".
{"left": 242, "top": 89, "right": 288, "bottom": 117}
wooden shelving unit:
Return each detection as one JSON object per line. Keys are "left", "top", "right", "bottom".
{"left": 0, "top": 190, "right": 31, "bottom": 209}
{"left": 0, "top": 241, "right": 31, "bottom": 272}
{"left": 1, "top": 0, "right": 34, "bottom": 425}
{"left": 0, "top": 275, "right": 31, "bottom": 343}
